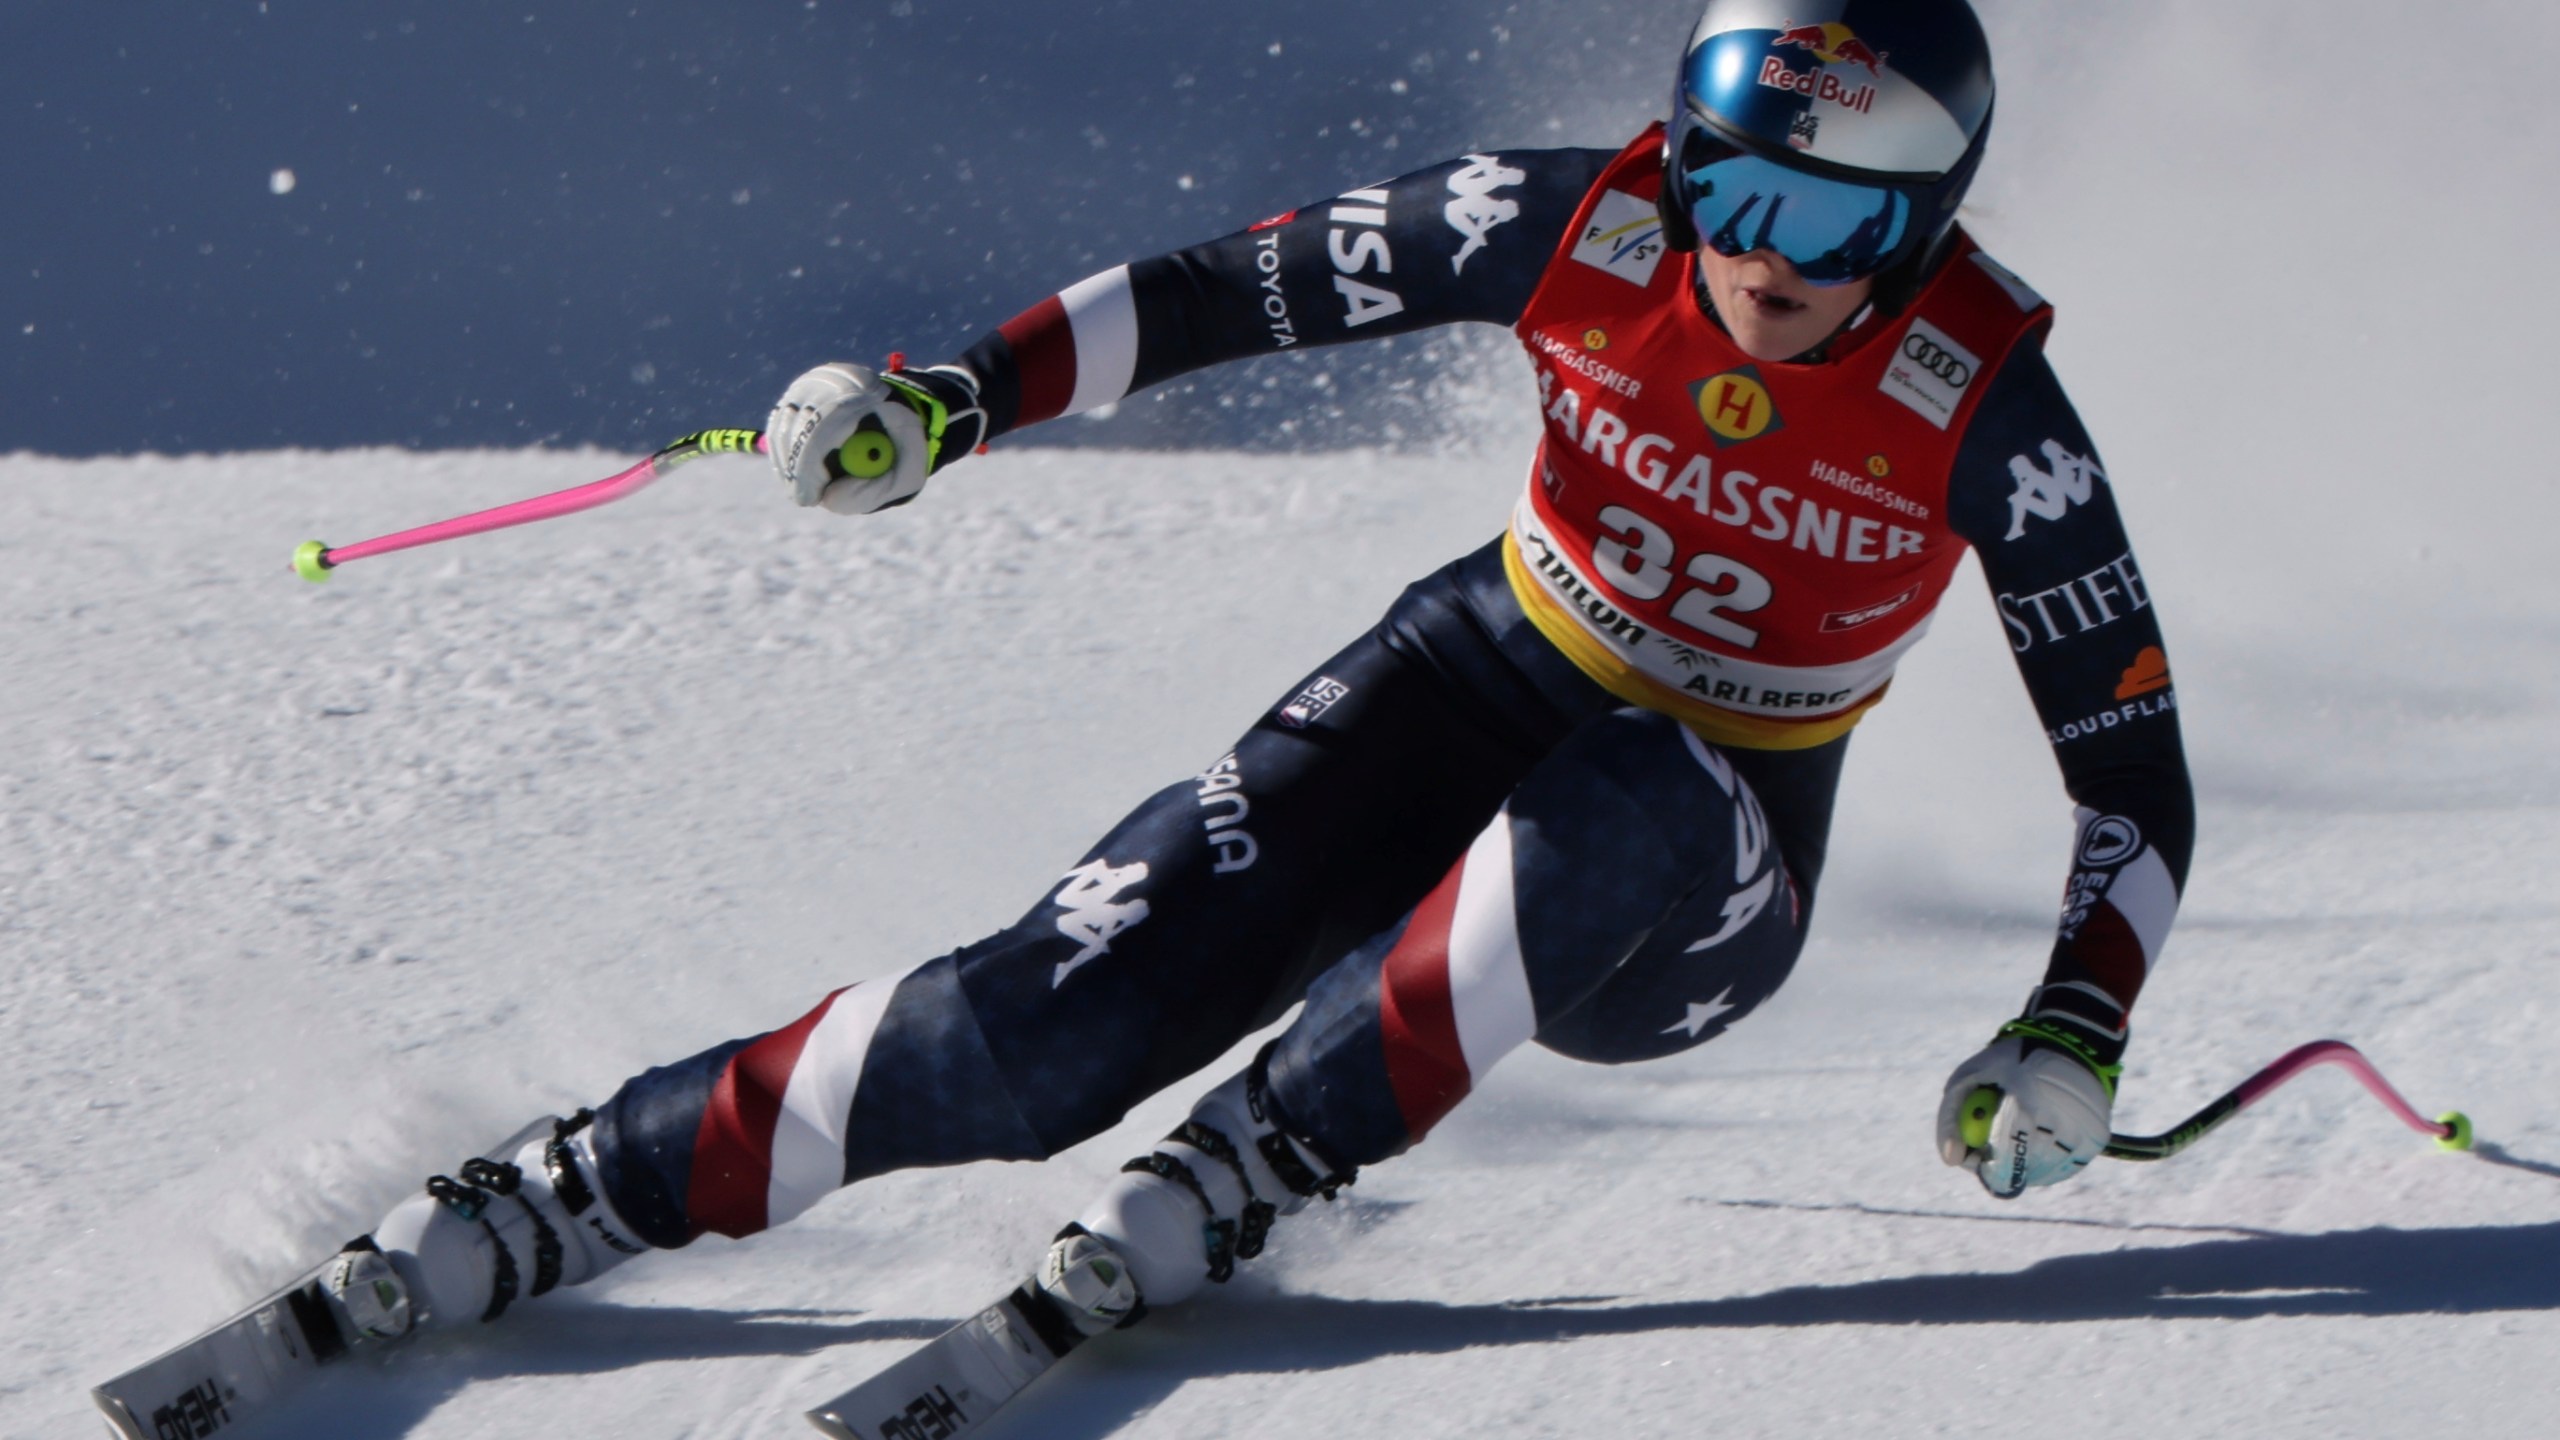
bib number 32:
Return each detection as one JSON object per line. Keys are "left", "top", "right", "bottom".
{"left": 1589, "top": 504, "right": 1774, "bottom": 649}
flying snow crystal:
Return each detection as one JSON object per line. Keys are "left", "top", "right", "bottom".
{"left": 269, "top": 168, "right": 297, "bottom": 195}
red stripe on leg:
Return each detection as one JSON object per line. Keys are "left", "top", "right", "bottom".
{"left": 1376, "top": 866, "right": 1473, "bottom": 1140}
{"left": 685, "top": 988, "right": 846, "bottom": 1239}
{"left": 998, "top": 295, "right": 1077, "bottom": 426}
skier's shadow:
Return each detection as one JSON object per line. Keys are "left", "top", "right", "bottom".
{"left": 983, "top": 1219, "right": 2560, "bottom": 1440}
{"left": 256, "top": 1220, "right": 2560, "bottom": 1438}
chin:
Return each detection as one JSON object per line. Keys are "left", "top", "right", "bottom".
{"left": 1732, "top": 326, "right": 1818, "bottom": 363}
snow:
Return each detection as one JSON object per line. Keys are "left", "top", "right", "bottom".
{"left": 10, "top": 3, "right": 2560, "bottom": 1437}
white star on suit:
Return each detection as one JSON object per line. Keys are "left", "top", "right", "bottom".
{"left": 1664, "top": 985, "right": 1739, "bottom": 1038}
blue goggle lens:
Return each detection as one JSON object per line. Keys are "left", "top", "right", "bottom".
{"left": 1679, "top": 139, "right": 1911, "bottom": 286}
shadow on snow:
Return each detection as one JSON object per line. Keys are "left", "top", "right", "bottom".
{"left": 250, "top": 1219, "right": 2560, "bottom": 1438}
{"left": 983, "top": 1218, "right": 2560, "bottom": 1440}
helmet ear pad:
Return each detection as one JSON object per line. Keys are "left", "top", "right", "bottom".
{"left": 1657, "top": 140, "right": 1701, "bottom": 254}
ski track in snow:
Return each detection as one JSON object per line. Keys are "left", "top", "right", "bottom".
{"left": 12, "top": 5, "right": 2560, "bottom": 1436}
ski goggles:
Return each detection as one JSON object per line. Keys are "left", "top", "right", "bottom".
{"left": 1670, "top": 122, "right": 1916, "bottom": 286}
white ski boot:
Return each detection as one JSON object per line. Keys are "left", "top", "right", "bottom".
{"left": 1037, "top": 1061, "right": 1351, "bottom": 1334}
{"left": 329, "top": 1110, "right": 649, "bottom": 1338}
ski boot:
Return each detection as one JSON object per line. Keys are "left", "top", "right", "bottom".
{"left": 1037, "top": 1056, "right": 1353, "bottom": 1334}
{"left": 327, "top": 1109, "right": 650, "bottom": 1339}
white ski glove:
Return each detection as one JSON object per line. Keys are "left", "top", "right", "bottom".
{"left": 766, "top": 361, "right": 934, "bottom": 515}
{"left": 1936, "top": 1035, "right": 2114, "bottom": 1198}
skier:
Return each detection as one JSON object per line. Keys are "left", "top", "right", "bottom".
{"left": 329, "top": 0, "right": 2193, "bottom": 1345}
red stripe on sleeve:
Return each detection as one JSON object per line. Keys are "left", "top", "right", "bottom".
{"left": 685, "top": 988, "right": 846, "bottom": 1239}
{"left": 998, "top": 294, "right": 1077, "bottom": 427}
{"left": 1375, "top": 868, "right": 1473, "bottom": 1140}
{"left": 2068, "top": 907, "right": 2149, "bottom": 1016}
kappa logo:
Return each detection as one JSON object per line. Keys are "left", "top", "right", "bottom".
{"left": 1570, "top": 189, "right": 1668, "bottom": 287}
{"left": 2115, "top": 646, "right": 2171, "bottom": 700}
{"left": 2003, "top": 439, "right": 2108, "bottom": 540}
{"left": 1878, "top": 317, "right": 1980, "bottom": 430}
{"left": 1444, "top": 154, "right": 1526, "bottom": 275}
{"left": 1051, "top": 859, "right": 1150, "bottom": 988}
{"left": 1690, "top": 367, "right": 1782, "bottom": 446}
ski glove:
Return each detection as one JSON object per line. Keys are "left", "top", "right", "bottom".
{"left": 1937, "top": 1038, "right": 2111, "bottom": 1197}
{"left": 1936, "top": 986, "right": 2127, "bottom": 1198}
{"left": 767, "top": 361, "right": 936, "bottom": 515}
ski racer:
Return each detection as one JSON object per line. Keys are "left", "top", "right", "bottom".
{"left": 328, "top": 0, "right": 2194, "bottom": 1344}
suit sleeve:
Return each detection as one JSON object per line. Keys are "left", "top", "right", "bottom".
{"left": 1946, "top": 339, "right": 2196, "bottom": 1065}
{"left": 889, "top": 148, "right": 1616, "bottom": 460}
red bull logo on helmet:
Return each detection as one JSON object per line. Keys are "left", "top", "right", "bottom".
{"left": 1760, "top": 21, "right": 1888, "bottom": 114}
{"left": 1771, "top": 22, "right": 1889, "bottom": 76}
{"left": 1757, "top": 55, "right": 1878, "bottom": 114}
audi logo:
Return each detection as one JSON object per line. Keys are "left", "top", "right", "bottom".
{"left": 1902, "top": 335, "right": 1972, "bottom": 386}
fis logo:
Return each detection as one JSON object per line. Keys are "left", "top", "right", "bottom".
{"left": 1569, "top": 189, "right": 1668, "bottom": 287}
{"left": 1771, "top": 22, "right": 1889, "bottom": 75}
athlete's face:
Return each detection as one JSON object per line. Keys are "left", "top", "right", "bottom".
{"left": 1694, "top": 246, "right": 1875, "bottom": 362}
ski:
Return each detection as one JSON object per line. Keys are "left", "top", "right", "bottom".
{"left": 803, "top": 1281, "right": 1091, "bottom": 1440}
{"left": 90, "top": 1245, "right": 381, "bottom": 1440}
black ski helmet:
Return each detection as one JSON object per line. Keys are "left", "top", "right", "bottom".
{"left": 1659, "top": 0, "right": 1995, "bottom": 298}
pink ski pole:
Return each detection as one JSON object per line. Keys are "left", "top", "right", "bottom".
{"left": 1959, "top": 1039, "right": 2473, "bottom": 1163}
{"left": 287, "top": 422, "right": 903, "bottom": 582}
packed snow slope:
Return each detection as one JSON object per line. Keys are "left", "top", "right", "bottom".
{"left": 9, "top": 3, "right": 2560, "bottom": 1439}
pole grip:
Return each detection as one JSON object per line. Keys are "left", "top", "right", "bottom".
{"left": 1958, "top": 1086, "right": 2001, "bottom": 1152}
